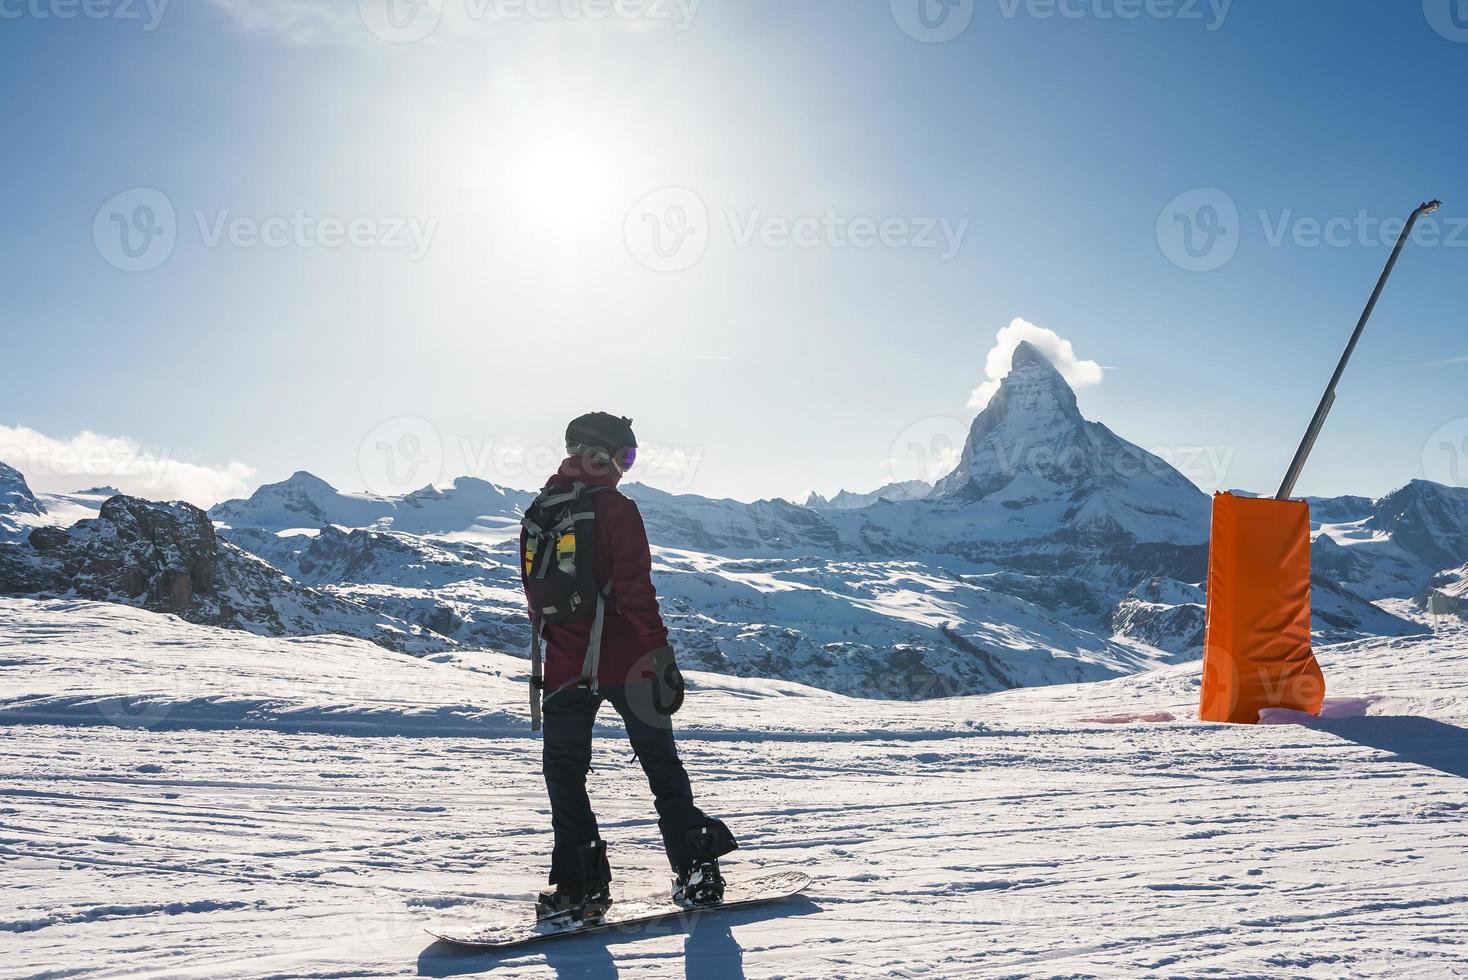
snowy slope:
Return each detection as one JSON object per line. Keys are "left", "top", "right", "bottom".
{"left": 2, "top": 596, "right": 1466, "bottom": 978}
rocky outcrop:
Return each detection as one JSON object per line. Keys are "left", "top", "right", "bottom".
{"left": 0, "top": 495, "right": 449, "bottom": 654}
{"left": 0, "top": 461, "right": 44, "bottom": 517}
{"left": 1111, "top": 578, "right": 1206, "bottom": 657}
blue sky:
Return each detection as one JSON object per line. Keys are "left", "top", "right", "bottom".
{"left": 1, "top": 0, "right": 1464, "bottom": 505}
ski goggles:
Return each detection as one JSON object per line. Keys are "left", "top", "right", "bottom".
{"left": 614, "top": 446, "right": 637, "bottom": 471}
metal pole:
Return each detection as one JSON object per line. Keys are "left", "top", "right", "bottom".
{"left": 1275, "top": 199, "right": 1441, "bottom": 500}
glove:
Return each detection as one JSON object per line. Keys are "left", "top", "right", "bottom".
{"left": 646, "top": 644, "right": 685, "bottom": 716}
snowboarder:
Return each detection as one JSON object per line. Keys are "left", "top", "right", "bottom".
{"left": 520, "top": 412, "right": 737, "bottom": 923}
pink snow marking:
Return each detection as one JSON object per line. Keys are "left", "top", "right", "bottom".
{"left": 1076, "top": 711, "right": 1178, "bottom": 724}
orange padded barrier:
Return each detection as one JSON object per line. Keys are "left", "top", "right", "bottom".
{"left": 1199, "top": 492, "right": 1325, "bottom": 724}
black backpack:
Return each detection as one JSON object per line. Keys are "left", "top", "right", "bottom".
{"left": 521, "top": 482, "right": 613, "bottom": 730}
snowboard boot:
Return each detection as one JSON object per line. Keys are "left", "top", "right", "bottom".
{"left": 672, "top": 826, "right": 726, "bottom": 908}
{"left": 537, "top": 840, "right": 611, "bottom": 923}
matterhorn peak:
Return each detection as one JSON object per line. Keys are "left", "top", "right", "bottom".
{"left": 992, "top": 341, "right": 1082, "bottom": 418}
{"left": 933, "top": 340, "right": 1203, "bottom": 519}
{"left": 933, "top": 341, "right": 1090, "bottom": 498}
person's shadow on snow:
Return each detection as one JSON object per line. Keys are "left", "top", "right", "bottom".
{"left": 416, "top": 898, "right": 817, "bottom": 979}
{"left": 417, "top": 938, "right": 619, "bottom": 979}
{"left": 1313, "top": 715, "right": 1468, "bottom": 780}
{"left": 682, "top": 916, "right": 743, "bottom": 979}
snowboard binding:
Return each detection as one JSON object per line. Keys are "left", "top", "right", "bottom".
{"left": 672, "top": 826, "right": 727, "bottom": 908}
{"left": 537, "top": 840, "right": 611, "bottom": 924}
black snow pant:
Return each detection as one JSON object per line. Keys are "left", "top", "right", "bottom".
{"left": 542, "top": 680, "right": 736, "bottom": 885}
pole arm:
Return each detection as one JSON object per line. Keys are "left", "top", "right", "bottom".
{"left": 1275, "top": 199, "right": 1441, "bottom": 500}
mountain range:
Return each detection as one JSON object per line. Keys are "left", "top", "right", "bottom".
{"left": 3, "top": 341, "right": 1458, "bottom": 698}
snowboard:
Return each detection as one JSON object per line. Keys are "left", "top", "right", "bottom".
{"left": 426, "top": 869, "right": 811, "bottom": 951}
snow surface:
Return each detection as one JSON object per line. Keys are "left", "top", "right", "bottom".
{"left": 3, "top": 597, "right": 1467, "bottom": 977}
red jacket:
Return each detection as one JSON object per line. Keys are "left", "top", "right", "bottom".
{"left": 521, "top": 457, "right": 670, "bottom": 690}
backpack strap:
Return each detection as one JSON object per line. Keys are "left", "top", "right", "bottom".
{"left": 579, "top": 580, "right": 616, "bottom": 696}
{"left": 529, "top": 613, "right": 544, "bottom": 732}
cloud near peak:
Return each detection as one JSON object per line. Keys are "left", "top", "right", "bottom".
{"left": 0, "top": 424, "right": 255, "bottom": 508}
{"left": 967, "top": 318, "right": 1104, "bottom": 409}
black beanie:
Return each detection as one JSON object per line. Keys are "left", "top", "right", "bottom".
{"left": 565, "top": 412, "right": 637, "bottom": 455}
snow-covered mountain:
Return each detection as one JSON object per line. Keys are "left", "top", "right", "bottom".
{"left": 189, "top": 343, "right": 1420, "bottom": 698}
{"left": 0, "top": 460, "right": 42, "bottom": 517}
{"left": 1110, "top": 577, "right": 1206, "bottom": 655}
{"left": 805, "top": 480, "right": 932, "bottom": 510}
{"left": 1312, "top": 480, "right": 1468, "bottom": 601}
{"left": 210, "top": 471, "right": 531, "bottom": 536}
{"left": 0, "top": 461, "right": 47, "bottom": 543}
{"left": 6, "top": 344, "right": 1447, "bottom": 699}
{"left": 620, "top": 343, "right": 1212, "bottom": 591}
{"left": 933, "top": 341, "right": 1208, "bottom": 534}
{"left": 0, "top": 494, "right": 448, "bottom": 654}
{"left": 220, "top": 523, "right": 531, "bottom": 654}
